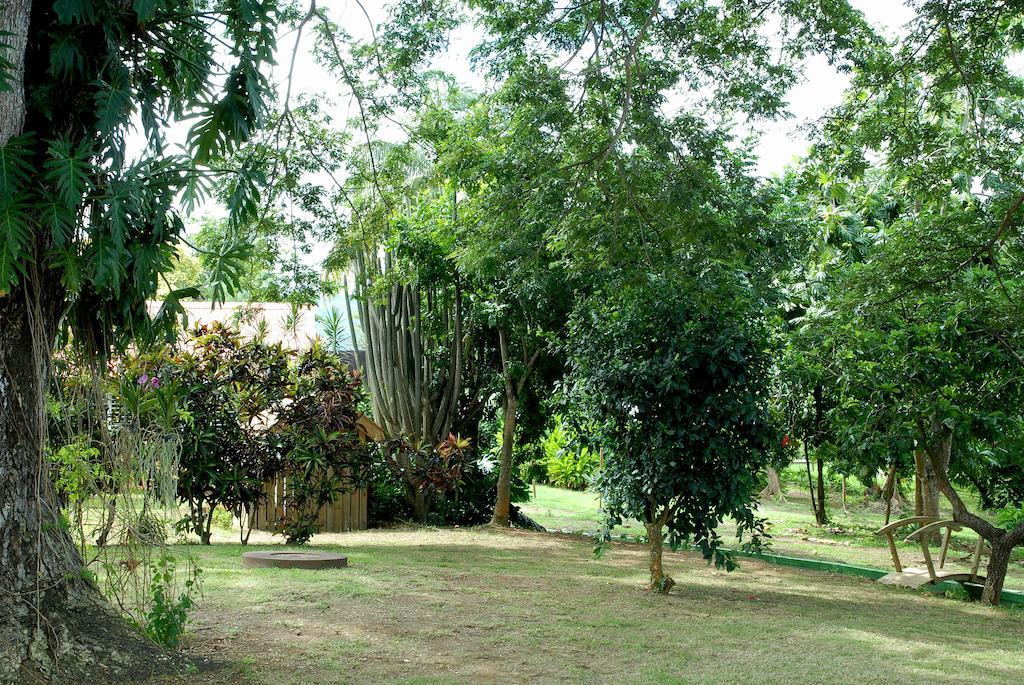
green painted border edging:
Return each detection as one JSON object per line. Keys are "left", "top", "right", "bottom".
{"left": 735, "top": 548, "right": 1024, "bottom": 606}
{"left": 745, "top": 551, "right": 888, "bottom": 580}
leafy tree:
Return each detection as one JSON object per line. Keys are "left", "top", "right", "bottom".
{"left": 570, "top": 271, "right": 775, "bottom": 592}
{"left": 789, "top": 0, "right": 1024, "bottom": 604}
{"left": 419, "top": 87, "right": 576, "bottom": 527}
{"left": 410, "top": 0, "right": 868, "bottom": 526}
{"left": 773, "top": 170, "right": 891, "bottom": 524}
{"left": 0, "top": 1, "right": 277, "bottom": 676}
{"left": 190, "top": 217, "right": 326, "bottom": 305}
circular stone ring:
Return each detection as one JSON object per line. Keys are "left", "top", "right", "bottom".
{"left": 241, "top": 550, "right": 348, "bottom": 570}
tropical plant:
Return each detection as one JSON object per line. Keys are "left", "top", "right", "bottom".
{"left": 137, "top": 553, "right": 202, "bottom": 649}
{"left": 169, "top": 323, "right": 291, "bottom": 545}
{"left": 276, "top": 342, "right": 374, "bottom": 544}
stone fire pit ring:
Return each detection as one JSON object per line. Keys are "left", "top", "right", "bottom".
{"left": 241, "top": 550, "right": 348, "bottom": 570}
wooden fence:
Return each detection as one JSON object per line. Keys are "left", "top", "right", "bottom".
{"left": 246, "top": 473, "right": 368, "bottom": 533}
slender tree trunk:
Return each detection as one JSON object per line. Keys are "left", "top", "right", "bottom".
{"left": 880, "top": 465, "right": 902, "bottom": 525}
{"left": 815, "top": 455, "right": 828, "bottom": 525}
{"left": 803, "top": 440, "right": 818, "bottom": 519}
{"left": 983, "top": 540, "right": 1012, "bottom": 606}
{"left": 645, "top": 517, "right": 674, "bottom": 593}
{"left": 412, "top": 488, "right": 429, "bottom": 524}
{"left": 490, "top": 393, "right": 518, "bottom": 527}
{"left": 808, "top": 385, "right": 829, "bottom": 525}
{"left": 919, "top": 421, "right": 952, "bottom": 542}
{"left": 913, "top": 449, "right": 926, "bottom": 516}
{"left": 922, "top": 432, "right": 949, "bottom": 520}
{"left": 491, "top": 327, "right": 539, "bottom": 528}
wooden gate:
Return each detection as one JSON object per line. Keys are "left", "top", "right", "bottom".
{"left": 247, "top": 473, "right": 368, "bottom": 533}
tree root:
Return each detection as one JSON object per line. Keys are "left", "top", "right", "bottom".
{"left": 0, "top": 585, "right": 184, "bottom": 684}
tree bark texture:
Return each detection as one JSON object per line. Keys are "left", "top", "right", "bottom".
{"left": 0, "top": 0, "right": 31, "bottom": 146}
{"left": 1, "top": 292, "right": 173, "bottom": 682}
{"left": 645, "top": 516, "right": 674, "bottom": 593}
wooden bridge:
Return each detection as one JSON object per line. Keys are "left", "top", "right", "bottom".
{"left": 874, "top": 516, "right": 986, "bottom": 589}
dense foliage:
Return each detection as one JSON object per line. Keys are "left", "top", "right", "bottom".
{"left": 570, "top": 271, "right": 775, "bottom": 590}
{"left": 774, "top": 0, "right": 1024, "bottom": 603}
{"left": 118, "top": 324, "right": 372, "bottom": 546}
{"left": 168, "top": 323, "right": 291, "bottom": 544}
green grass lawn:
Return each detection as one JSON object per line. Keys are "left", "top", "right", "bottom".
{"left": 519, "top": 483, "right": 1024, "bottom": 589}
{"left": 159, "top": 526, "right": 1024, "bottom": 685}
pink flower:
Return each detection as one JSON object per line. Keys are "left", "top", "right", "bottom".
{"left": 149, "top": 377, "right": 161, "bottom": 389}
{"left": 137, "top": 374, "right": 150, "bottom": 387}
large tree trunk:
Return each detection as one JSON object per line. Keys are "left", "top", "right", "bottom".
{"left": 490, "top": 393, "right": 517, "bottom": 527}
{"left": 2, "top": 6, "right": 174, "bottom": 678}
{"left": 1, "top": 293, "right": 172, "bottom": 682}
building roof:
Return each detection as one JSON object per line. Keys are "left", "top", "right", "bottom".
{"left": 147, "top": 301, "right": 318, "bottom": 350}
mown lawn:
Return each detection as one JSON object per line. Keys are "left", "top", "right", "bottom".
{"left": 159, "top": 526, "right": 1024, "bottom": 685}
{"left": 520, "top": 484, "right": 1024, "bottom": 589}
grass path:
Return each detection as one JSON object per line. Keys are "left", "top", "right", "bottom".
{"left": 161, "top": 526, "right": 1024, "bottom": 684}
